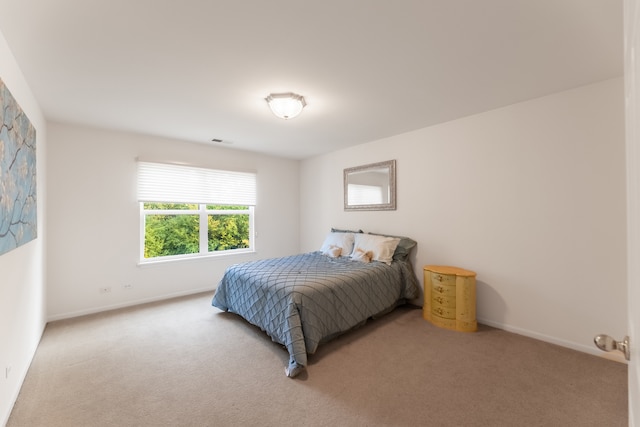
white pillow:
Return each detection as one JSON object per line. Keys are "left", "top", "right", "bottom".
{"left": 351, "top": 234, "right": 400, "bottom": 265}
{"left": 323, "top": 244, "right": 342, "bottom": 258}
{"left": 351, "top": 247, "right": 373, "bottom": 263}
{"left": 320, "top": 232, "right": 355, "bottom": 257}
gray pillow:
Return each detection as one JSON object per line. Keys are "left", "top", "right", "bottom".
{"left": 331, "top": 227, "right": 364, "bottom": 234}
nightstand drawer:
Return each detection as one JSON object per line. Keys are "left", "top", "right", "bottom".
{"left": 430, "top": 272, "right": 456, "bottom": 286}
{"left": 432, "top": 305, "right": 456, "bottom": 319}
{"left": 432, "top": 283, "right": 456, "bottom": 297}
{"left": 432, "top": 294, "right": 456, "bottom": 308}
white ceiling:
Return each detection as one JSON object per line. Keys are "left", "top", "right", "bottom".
{"left": 0, "top": 0, "right": 623, "bottom": 159}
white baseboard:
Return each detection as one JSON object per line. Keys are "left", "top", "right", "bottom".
{"left": 46, "top": 287, "right": 216, "bottom": 322}
{"left": 477, "top": 317, "right": 627, "bottom": 364}
{"left": 2, "top": 322, "right": 46, "bottom": 427}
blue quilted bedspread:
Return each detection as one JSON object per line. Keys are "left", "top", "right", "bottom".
{"left": 211, "top": 251, "right": 419, "bottom": 377}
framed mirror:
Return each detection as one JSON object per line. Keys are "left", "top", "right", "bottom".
{"left": 344, "top": 160, "right": 396, "bottom": 211}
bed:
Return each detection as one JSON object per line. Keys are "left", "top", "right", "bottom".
{"left": 211, "top": 231, "right": 419, "bottom": 377}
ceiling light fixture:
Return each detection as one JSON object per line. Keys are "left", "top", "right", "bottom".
{"left": 265, "top": 92, "right": 306, "bottom": 120}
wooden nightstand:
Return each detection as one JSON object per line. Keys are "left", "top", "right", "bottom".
{"left": 423, "top": 265, "right": 477, "bottom": 332}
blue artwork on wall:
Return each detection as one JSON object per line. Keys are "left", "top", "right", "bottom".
{"left": 0, "top": 77, "right": 37, "bottom": 255}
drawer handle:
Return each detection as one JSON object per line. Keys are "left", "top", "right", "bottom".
{"left": 434, "top": 296, "right": 444, "bottom": 304}
{"left": 435, "top": 275, "right": 443, "bottom": 281}
{"left": 435, "top": 286, "right": 444, "bottom": 293}
{"left": 434, "top": 307, "right": 444, "bottom": 315}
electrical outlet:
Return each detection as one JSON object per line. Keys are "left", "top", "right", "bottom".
{"left": 5, "top": 365, "right": 11, "bottom": 379}
{"left": 123, "top": 283, "right": 133, "bottom": 290}
{"left": 99, "top": 287, "right": 111, "bottom": 294}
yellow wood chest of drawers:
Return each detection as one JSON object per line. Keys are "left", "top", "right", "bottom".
{"left": 423, "top": 265, "right": 477, "bottom": 332}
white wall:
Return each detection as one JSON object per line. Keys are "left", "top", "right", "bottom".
{"left": 300, "top": 78, "right": 627, "bottom": 358}
{"left": 46, "top": 123, "right": 299, "bottom": 320}
{"left": 0, "top": 31, "right": 47, "bottom": 426}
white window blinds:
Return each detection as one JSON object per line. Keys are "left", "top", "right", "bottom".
{"left": 137, "top": 161, "right": 256, "bottom": 205}
{"left": 347, "top": 184, "right": 383, "bottom": 205}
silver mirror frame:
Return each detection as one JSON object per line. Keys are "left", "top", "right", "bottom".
{"left": 344, "top": 160, "right": 396, "bottom": 211}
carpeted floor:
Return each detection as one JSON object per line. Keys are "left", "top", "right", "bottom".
{"left": 8, "top": 292, "right": 628, "bottom": 426}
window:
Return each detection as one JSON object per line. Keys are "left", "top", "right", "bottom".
{"left": 137, "top": 162, "right": 256, "bottom": 262}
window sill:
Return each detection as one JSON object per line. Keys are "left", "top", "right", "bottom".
{"left": 137, "top": 249, "right": 255, "bottom": 267}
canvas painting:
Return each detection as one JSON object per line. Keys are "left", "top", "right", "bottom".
{"left": 0, "top": 77, "right": 37, "bottom": 255}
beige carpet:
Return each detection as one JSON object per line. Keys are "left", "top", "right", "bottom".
{"left": 8, "top": 292, "right": 627, "bottom": 427}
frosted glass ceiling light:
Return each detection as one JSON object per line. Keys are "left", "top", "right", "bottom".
{"left": 265, "top": 92, "right": 306, "bottom": 120}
